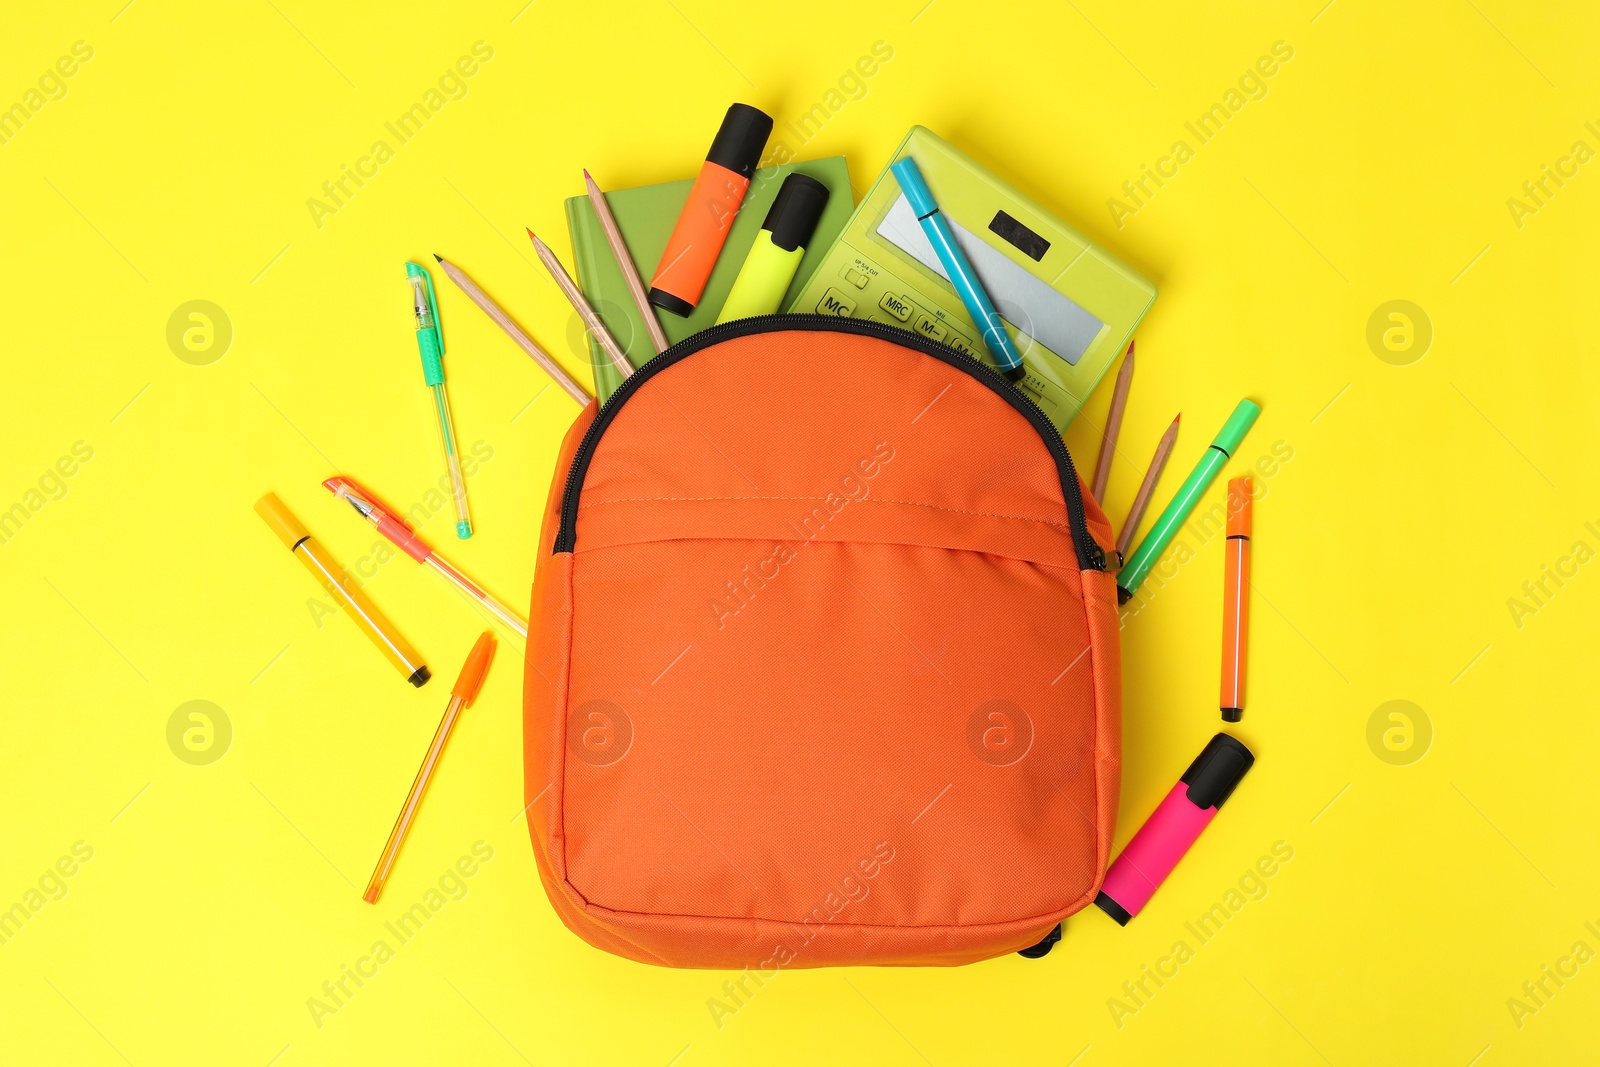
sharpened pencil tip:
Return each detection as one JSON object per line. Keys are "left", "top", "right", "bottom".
{"left": 433, "top": 253, "right": 442, "bottom": 263}
{"left": 1127, "top": 340, "right": 1135, "bottom": 355}
{"left": 583, "top": 167, "right": 592, "bottom": 180}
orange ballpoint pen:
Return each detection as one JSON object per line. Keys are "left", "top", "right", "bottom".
{"left": 364, "top": 632, "right": 496, "bottom": 904}
{"left": 1220, "top": 478, "right": 1253, "bottom": 722}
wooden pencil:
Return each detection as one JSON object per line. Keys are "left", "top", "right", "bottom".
{"left": 1116, "top": 413, "right": 1180, "bottom": 562}
{"left": 526, "top": 229, "right": 634, "bottom": 381}
{"left": 432, "top": 254, "right": 591, "bottom": 407}
{"left": 1090, "top": 341, "right": 1135, "bottom": 502}
{"left": 584, "top": 168, "right": 669, "bottom": 356}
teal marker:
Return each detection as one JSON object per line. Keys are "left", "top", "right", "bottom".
{"left": 1117, "top": 399, "right": 1260, "bottom": 603}
{"left": 406, "top": 262, "right": 472, "bottom": 539}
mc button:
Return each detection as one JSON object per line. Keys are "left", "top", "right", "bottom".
{"left": 817, "top": 288, "right": 857, "bottom": 317}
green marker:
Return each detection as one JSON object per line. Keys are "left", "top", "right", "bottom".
{"left": 1117, "top": 399, "right": 1260, "bottom": 603}
{"left": 406, "top": 262, "right": 472, "bottom": 539}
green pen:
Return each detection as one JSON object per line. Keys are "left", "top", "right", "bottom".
{"left": 406, "top": 262, "right": 472, "bottom": 539}
{"left": 1117, "top": 399, "right": 1260, "bottom": 603}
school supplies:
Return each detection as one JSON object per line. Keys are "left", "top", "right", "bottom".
{"left": 528, "top": 229, "right": 634, "bottom": 382}
{"left": 1094, "top": 734, "right": 1254, "bottom": 925}
{"left": 789, "top": 126, "right": 1157, "bottom": 429}
{"left": 523, "top": 317, "right": 1120, "bottom": 967}
{"left": 1091, "top": 342, "right": 1135, "bottom": 501}
{"left": 432, "top": 254, "right": 591, "bottom": 407}
{"left": 565, "top": 156, "right": 854, "bottom": 402}
{"left": 889, "top": 156, "right": 1023, "bottom": 379}
{"left": 1116, "top": 414, "right": 1180, "bottom": 563}
{"left": 583, "top": 169, "right": 669, "bottom": 356}
{"left": 405, "top": 263, "right": 472, "bottom": 539}
{"left": 715, "top": 173, "right": 830, "bottom": 324}
{"left": 254, "top": 493, "right": 430, "bottom": 687}
{"left": 324, "top": 477, "right": 528, "bottom": 638}
{"left": 1117, "top": 399, "right": 1260, "bottom": 603}
{"left": 1220, "top": 478, "right": 1253, "bottom": 722}
{"left": 364, "top": 631, "right": 496, "bottom": 904}
{"left": 648, "top": 103, "right": 773, "bottom": 316}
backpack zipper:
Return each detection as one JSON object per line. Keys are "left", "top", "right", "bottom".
{"left": 552, "top": 314, "right": 1106, "bottom": 571}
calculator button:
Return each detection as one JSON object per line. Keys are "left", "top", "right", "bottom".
{"left": 843, "top": 268, "right": 868, "bottom": 289}
{"left": 878, "top": 293, "right": 914, "bottom": 322}
{"left": 817, "top": 288, "right": 857, "bottom": 317}
{"left": 948, "top": 335, "right": 977, "bottom": 357}
{"left": 913, "top": 313, "right": 947, "bottom": 342}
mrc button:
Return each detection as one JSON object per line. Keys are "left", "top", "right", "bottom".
{"left": 816, "top": 287, "right": 857, "bottom": 317}
{"left": 877, "top": 292, "right": 914, "bottom": 322}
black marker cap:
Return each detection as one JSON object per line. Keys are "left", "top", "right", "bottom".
{"left": 1179, "top": 733, "right": 1255, "bottom": 810}
{"left": 706, "top": 103, "right": 773, "bottom": 180}
{"left": 1094, "top": 891, "right": 1132, "bottom": 926}
{"left": 761, "top": 173, "right": 829, "bottom": 251}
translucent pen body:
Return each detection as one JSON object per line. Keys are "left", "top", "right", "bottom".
{"left": 408, "top": 263, "right": 472, "bottom": 540}
{"left": 426, "top": 554, "right": 528, "bottom": 637}
{"left": 429, "top": 380, "right": 472, "bottom": 539}
{"left": 364, "top": 692, "right": 464, "bottom": 903}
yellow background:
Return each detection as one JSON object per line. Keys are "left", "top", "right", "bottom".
{"left": 3, "top": 0, "right": 1597, "bottom": 1063}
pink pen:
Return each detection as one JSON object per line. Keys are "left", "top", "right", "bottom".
{"left": 323, "top": 476, "right": 528, "bottom": 638}
{"left": 1095, "top": 733, "right": 1255, "bottom": 925}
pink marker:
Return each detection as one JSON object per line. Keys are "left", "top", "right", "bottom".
{"left": 1095, "top": 733, "right": 1255, "bottom": 925}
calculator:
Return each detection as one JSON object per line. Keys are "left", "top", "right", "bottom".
{"left": 788, "top": 126, "right": 1157, "bottom": 430}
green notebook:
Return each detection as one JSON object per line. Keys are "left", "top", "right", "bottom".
{"left": 565, "top": 156, "right": 855, "bottom": 402}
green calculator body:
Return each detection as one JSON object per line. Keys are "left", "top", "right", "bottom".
{"left": 789, "top": 126, "right": 1157, "bottom": 429}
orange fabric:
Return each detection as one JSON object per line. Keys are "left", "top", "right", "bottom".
{"left": 524, "top": 326, "right": 1120, "bottom": 968}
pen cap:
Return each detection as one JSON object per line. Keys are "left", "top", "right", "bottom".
{"left": 706, "top": 103, "right": 773, "bottom": 180}
{"left": 761, "top": 173, "right": 829, "bottom": 252}
{"left": 889, "top": 156, "right": 937, "bottom": 217}
{"left": 1210, "top": 399, "right": 1261, "bottom": 456}
{"left": 1180, "top": 733, "right": 1255, "bottom": 809}
{"left": 255, "top": 493, "right": 310, "bottom": 549}
{"left": 451, "top": 632, "right": 497, "bottom": 706}
{"left": 1227, "top": 477, "right": 1253, "bottom": 537}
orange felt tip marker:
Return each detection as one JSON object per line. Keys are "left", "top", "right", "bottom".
{"left": 647, "top": 103, "right": 773, "bottom": 316}
{"left": 1220, "top": 478, "right": 1253, "bottom": 722}
{"left": 364, "top": 632, "right": 496, "bottom": 904}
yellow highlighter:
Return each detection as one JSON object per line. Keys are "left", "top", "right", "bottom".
{"left": 715, "top": 173, "right": 830, "bottom": 324}
{"left": 255, "top": 493, "right": 431, "bottom": 687}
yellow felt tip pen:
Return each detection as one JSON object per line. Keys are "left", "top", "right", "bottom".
{"left": 255, "top": 493, "right": 430, "bottom": 687}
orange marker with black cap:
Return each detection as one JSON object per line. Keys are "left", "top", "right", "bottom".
{"left": 1220, "top": 477, "right": 1252, "bottom": 721}
{"left": 648, "top": 103, "right": 773, "bottom": 316}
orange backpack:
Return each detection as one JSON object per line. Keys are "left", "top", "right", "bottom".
{"left": 524, "top": 317, "right": 1122, "bottom": 968}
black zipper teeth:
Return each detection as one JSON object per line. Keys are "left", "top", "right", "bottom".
{"left": 553, "top": 314, "right": 1106, "bottom": 571}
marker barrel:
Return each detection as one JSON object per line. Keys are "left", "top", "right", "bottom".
{"left": 1220, "top": 478, "right": 1253, "bottom": 720}
{"left": 256, "top": 494, "right": 429, "bottom": 687}
{"left": 649, "top": 104, "right": 773, "bottom": 316}
{"left": 1095, "top": 733, "right": 1254, "bottom": 925}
